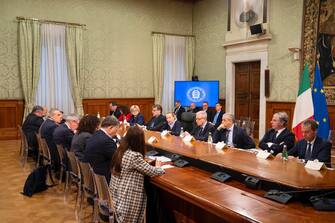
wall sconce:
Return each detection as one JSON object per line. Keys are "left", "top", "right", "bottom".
{"left": 288, "top": 47, "right": 301, "bottom": 61}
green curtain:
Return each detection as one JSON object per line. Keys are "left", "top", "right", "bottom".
{"left": 152, "top": 34, "right": 165, "bottom": 105}
{"left": 185, "top": 36, "right": 195, "bottom": 80}
{"left": 18, "top": 20, "right": 41, "bottom": 120}
{"left": 65, "top": 26, "right": 84, "bottom": 115}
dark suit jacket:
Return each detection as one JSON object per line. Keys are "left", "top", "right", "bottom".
{"left": 110, "top": 108, "right": 122, "bottom": 119}
{"left": 174, "top": 106, "right": 185, "bottom": 121}
{"left": 211, "top": 110, "right": 224, "bottom": 129}
{"left": 84, "top": 130, "right": 117, "bottom": 183}
{"left": 204, "top": 109, "right": 214, "bottom": 122}
{"left": 213, "top": 125, "right": 256, "bottom": 149}
{"left": 22, "top": 113, "right": 44, "bottom": 149}
{"left": 162, "top": 120, "right": 182, "bottom": 136}
{"left": 40, "top": 119, "right": 60, "bottom": 169}
{"left": 288, "top": 136, "right": 331, "bottom": 164}
{"left": 53, "top": 123, "right": 74, "bottom": 150}
{"left": 71, "top": 132, "right": 92, "bottom": 162}
{"left": 146, "top": 114, "right": 166, "bottom": 131}
{"left": 188, "top": 107, "right": 199, "bottom": 113}
{"left": 259, "top": 128, "right": 295, "bottom": 155}
{"left": 191, "top": 122, "right": 215, "bottom": 141}
{"left": 129, "top": 113, "right": 145, "bottom": 126}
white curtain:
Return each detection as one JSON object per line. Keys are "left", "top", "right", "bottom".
{"left": 185, "top": 37, "right": 195, "bottom": 80}
{"left": 152, "top": 34, "right": 165, "bottom": 105}
{"left": 35, "top": 24, "right": 75, "bottom": 114}
{"left": 161, "top": 35, "right": 187, "bottom": 114}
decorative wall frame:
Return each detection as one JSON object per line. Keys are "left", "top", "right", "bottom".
{"left": 302, "top": 0, "right": 335, "bottom": 104}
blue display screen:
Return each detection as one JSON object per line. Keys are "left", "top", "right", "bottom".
{"left": 174, "top": 81, "right": 220, "bottom": 107}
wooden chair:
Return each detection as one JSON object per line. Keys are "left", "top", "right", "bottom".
{"left": 17, "top": 125, "right": 30, "bottom": 167}
{"left": 65, "top": 150, "right": 82, "bottom": 214}
{"left": 92, "top": 171, "right": 115, "bottom": 223}
{"left": 35, "top": 133, "right": 44, "bottom": 167}
{"left": 56, "top": 144, "right": 68, "bottom": 190}
{"left": 78, "top": 161, "right": 96, "bottom": 222}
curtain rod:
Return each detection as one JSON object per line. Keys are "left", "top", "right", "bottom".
{"left": 16, "top": 16, "right": 86, "bottom": 27}
{"left": 152, "top": 31, "right": 194, "bottom": 37}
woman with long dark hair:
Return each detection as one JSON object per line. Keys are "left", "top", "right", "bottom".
{"left": 110, "top": 126, "right": 164, "bottom": 223}
{"left": 71, "top": 115, "right": 100, "bottom": 161}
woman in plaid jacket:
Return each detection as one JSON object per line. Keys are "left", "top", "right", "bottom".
{"left": 110, "top": 126, "right": 165, "bottom": 223}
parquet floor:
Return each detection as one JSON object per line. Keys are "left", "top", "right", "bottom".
{"left": 0, "top": 140, "right": 90, "bottom": 223}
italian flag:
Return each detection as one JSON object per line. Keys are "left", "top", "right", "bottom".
{"left": 292, "top": 64, "right": 314, "bottom": 140}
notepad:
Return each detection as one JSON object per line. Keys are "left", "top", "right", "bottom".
{"left": 148, "top": 156, "right": 172, "bottom": 162}
{"left": 161, "top": 164, "right": 174, "bottom": 169}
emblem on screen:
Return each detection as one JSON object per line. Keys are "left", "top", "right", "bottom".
{"left": 186, "top": 87, "right": 206, "bottom": 102}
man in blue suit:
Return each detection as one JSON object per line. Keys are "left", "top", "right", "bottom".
{"left": 85, "top": 115, "right": 119, "bottom": 183}
{"left": 146, "top": 104, "right": 166, "bottom": 131}
{"left": 211, "top": 102, "right": 224, "bottom": 129}
{"left": 259, "top": 112, "right": 295, "bottom": 155}
{"left": 213, "top": 113, "right": 255, "bottom": 149}
{"left": 288, "top": 119, "right": 331, "bottom": 165}
{"left": 185, "top": 111, "right": 215, "bottom": 141}
{"left": 53, "top": 114, "right": 80, "bottom": 150}
{"left": 162, "top": 112, "right": 182, "bottom": 136}
{"left": 40, "top": 108, "right": 63, "bottom": 171}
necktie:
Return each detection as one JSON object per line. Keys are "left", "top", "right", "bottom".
{"left": 272, "top": 131, "right": 278, "bottom": 142}
{"left": 198, "top": 127, "right": 204, "bottom": 137}
{"left": 305, "top": 143, "right": 312, "bottom": 160}
{"left": 225, "top": 129, "right": 230, "bottom": 144}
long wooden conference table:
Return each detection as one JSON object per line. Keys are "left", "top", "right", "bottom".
{"left": 140, "top": 130, "right": 335, "bottom": 223}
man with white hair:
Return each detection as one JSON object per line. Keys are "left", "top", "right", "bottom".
{"left": 40, "top": 108, "right": 63, "bottom": 171}
{"left": 213, "top": 113, "right": 255, "bottom": 149}
{"left": 185, "top": 110, "right": 215, "bottom": 141}
{"left": 53, "top": 113, "right": 80, "bottom": 150}
{"left": 259, "top": 112, "right": 295, "bottom": 155}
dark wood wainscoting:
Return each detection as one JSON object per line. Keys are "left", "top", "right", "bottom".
{"left": 82, "top": 98, "right": 155, "bottom": 122}
{"left": 266, "top": 101, "right": 335, "bottom": 131}
{"left": 0, "top": 100, "right": 24, "bottom": 140}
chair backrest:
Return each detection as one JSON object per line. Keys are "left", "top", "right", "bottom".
{"left": 40, "top": 138, "right": 51, "bottom": 164}
{"left": 181, "top": 112, "right": 196, "bottom": 133}
{"left": 56, "top": 144, "right": 67, "bottom": 168}
{"left": 92, "top": 172, "right": 114, "bottom": 215}
{"left": 18, "top": 125, "right": 29, "bottom": 149}
{"left": 240, "top": 120, "right": 255, "bottom": 138}
{"left": 79, "top": 161, "right": 95, "bottom": 195}
{"left": 66, "top": 151, "right": 79, "bottom": 177}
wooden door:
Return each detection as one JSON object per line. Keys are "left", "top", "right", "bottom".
{"left": 235, "top": 61, "right": 260, "bottom": 138}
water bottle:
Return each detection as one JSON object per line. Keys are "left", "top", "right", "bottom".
{"left": 97, "top": 112, "right": 100, "bottom": 119}
{"left": 180, "top": 127, "right": 184, "bottom": 138}
{"left": 282, "top": 145, "right": 288, "bottom": 161}
{"left": 208, "top": 132, "right": 213, "bottom": 144}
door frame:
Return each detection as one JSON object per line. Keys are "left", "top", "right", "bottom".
{"left": 225, "top": 44, "right": 268, "bottom": 139}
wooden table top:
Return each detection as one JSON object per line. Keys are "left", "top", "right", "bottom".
{"left": 151, "top": 166, "right": 335, "bottom": 223}
{"left": 142, "top": 130, "right": 335, "bottom": 190}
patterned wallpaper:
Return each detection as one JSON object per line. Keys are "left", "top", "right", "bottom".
{"left": 193, "top": 0, "right": 228, "bottom": 99}
{"left": 193, "top": 0, "right": 304, "bottom": 102}
{"left": 268, "top": 0, "right": 303, "bottom": 101}
{"left": 0, "top": 0, "right": 193, "bottom": 99}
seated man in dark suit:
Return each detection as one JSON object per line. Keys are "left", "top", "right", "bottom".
{"left": 146, "top": 104, "right": 166, "bottom": 131}
{"left": 211, "top": 102, "right": 224, "bottom": 129}
{"left": 162, "top": 112, "right": 182, "bottom": 136}
{"left": 128, "top": 105, "right": 145, "bottom": 126}
{"left": 53, "top": 114, "right": 80, "bottom": 150}
{"left": 185, "top": 111, "right": 215, "bottom": 141}
{"left": 259, "top": 112, "right": 295, "bottom": 155}
{"left": 188, "top": 102, "right": 199, "bottom": 113}
{"left": 202, "top": 101, "right": 214, "bottom": 122}
{"left": 109, "top": 102, "right": 122, "bottom": 119}
{"left": 85, "top": 116, "right": 119, "bottom": 183}
{"left": 213, "top": 113, "right": 255, "bottom": 149}
{"left": 40, "top": 108, "right": 63, "bottom": 171}
{"left": 22, "top": 105, "right": 45, "bottom": 158}
{"left": 288, "top": 119, "right": 331, "bottom": 164}
{"left": 174, "top": 100, "right": 185, "bottom": 121}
